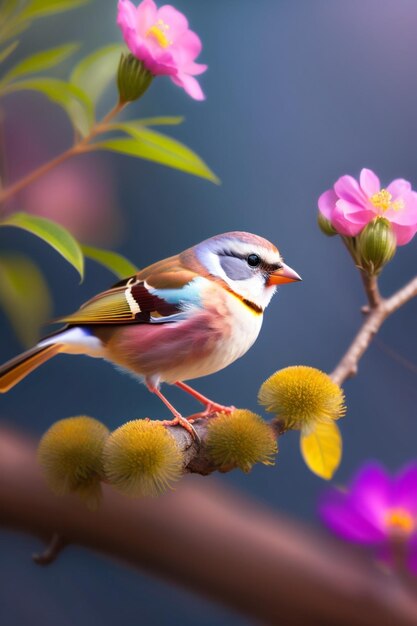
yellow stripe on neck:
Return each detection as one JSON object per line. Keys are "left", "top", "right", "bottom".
{"left": 225, "top": 286, "right": 263, "bottom": 315}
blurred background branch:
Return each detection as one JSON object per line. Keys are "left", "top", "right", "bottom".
{"left": 1, "top": 426, "right": 417, "bottom": 626}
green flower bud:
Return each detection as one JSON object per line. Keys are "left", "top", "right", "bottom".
{"left": 117, "top": 53, "right": 153, "bottom": 104}
{"left": 317, "top": 212, "right": 337, "bottom": 236}
{"left": 357, "top": 218, "right": 397, "bottom": 275}
{"left": 38, "top": 416, "right": 109, "bottom": 509}
{"left": 206, "top": 409, "right": 277, "bottom": 473}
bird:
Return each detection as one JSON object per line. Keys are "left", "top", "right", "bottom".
{"left": 0, "top": 231, "right": 301, "bottom": 438}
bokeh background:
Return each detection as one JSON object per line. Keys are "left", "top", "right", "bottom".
{"left": 1, "top": 1, "right": 417, "bottom": 624}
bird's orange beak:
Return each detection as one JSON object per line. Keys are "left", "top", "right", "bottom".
{"left": 267, "top": 263, "right": 302, "bottom": 286}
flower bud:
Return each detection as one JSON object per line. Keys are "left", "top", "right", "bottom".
{"left": 206, "top": 409, "right": 277, "bottom": 473}
{"left": 103, "top": 420, "right": 183, "bottom": 497}
{"left": 317, "top": 212, "right": 337, "bottom": 236}
{"left": 258, "top": 366, "right": 346, "bottom": 431}
{"left": 38, "top": 416, "right": 109, "bottom": 509}
{"left": 117, "top": 53, "right": 153, "bottom": 104}
{"left": 357, "top": 218, "right": 397, "bottom": 275}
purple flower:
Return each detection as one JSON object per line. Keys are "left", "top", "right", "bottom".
{"left": 319, "top": 462, "right": 417, "bottom": 573}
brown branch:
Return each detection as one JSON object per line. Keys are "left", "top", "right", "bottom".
{"left": 0, "top": 102, "right": 125, "bottom": 208}
{"left": 331, "top": 275, "right": 417, "bottom": 386}
{"left": 360, "top": 271, "right": 382, "bottom": 309}
{"left": 162, "top": 417, "right": 257, "bottom": 476}
{"left": 1, "top": 427, "right": 417, "bottom": 626}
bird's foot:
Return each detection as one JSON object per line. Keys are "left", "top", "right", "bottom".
{"left": 175, "top": 382, "right": 235, "bottom": 418}
{"left": 162, "top": 414, "right": 201, "bottom": 445}
{"left": 146, "top": 382, "right": 201, "bottom": 444}
{"left": 204, "top": 402, "right": 236, "bottom": 416}
{"left": 187, "top": 403, "right": 236, "bottom": 422}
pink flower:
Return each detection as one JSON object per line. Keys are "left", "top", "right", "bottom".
{"left": 318, "top": 168, "right": 417, "bottom": 245}
{"left": 117, "top": 0, "right": 207, "bottom": 100}
{"left": 319, "top": 462, "right": 417, "bottom": 573}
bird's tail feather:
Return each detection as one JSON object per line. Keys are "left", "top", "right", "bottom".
{"left": 0, "top": 343, "right": 63, "bottom": 393}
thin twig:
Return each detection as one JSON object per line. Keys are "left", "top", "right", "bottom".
{"left": 331, "top": 275, "right": 417, "bottom": 386}
{"left": 0, "top": 101, "right": 126, "bottom": 209}
{"left": 375, "top": 338, "right": 417, "bottom": 376}
{"left": 32, "top": 532, "right": 67, "bottom": 566}
{"left": 360, "top": 271, "right": 382, "bottom": 309}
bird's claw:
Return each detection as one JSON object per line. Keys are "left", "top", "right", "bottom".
{"left": 203, "top": 402, "right": 236, "bottom": 416}
{"left": 162, "top": 415, "right": 201, "bottom": 446}
{"left": 187, "top": 403, "right": 236, "bottom": 422}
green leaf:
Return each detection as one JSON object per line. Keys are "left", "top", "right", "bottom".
{"left": 0, "top": 0, "right": 89, "bottom": 45}
{"left": 1, "top": 43, "right": 80, "bottom": 85}
{"left": 0, "top": 40, "right": 19, "bottom": 65}
{"left": 82, "top": 245, "right": 138, "bottom": 279}
{"left": 300, "top": 420, "right": 342, "bottom": 480}
{"left": 134, "top": 116, "right": 184, "bottom": 127}
{"left": 0, "top": 0, "right": 19, "bottom": 22}
{"left": 0, "top": 253, "right": 52, "bottom": 346}
{"left": 20, "top": 0, "right": 90, "bottom": 20}
{"left": 95, "top": 124, "right": 220, "bottom": 184}
{"left": 0, "top": 19, "right": 29, "bottom": 46}
{"left": 70, "top": 44, "right": 124, "bottom": 107}
{"left": 0, "top": 212, "right": 84, "bottom": 279}
{"left": 1, "top": 78, "right": 93, "bottom": 135}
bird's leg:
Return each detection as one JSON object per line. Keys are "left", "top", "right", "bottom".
{"left": 175, "top": 381, "right": 235, "bottom": 418}
{"left": 147, "top": 383, "right": 200, "bottom": 443}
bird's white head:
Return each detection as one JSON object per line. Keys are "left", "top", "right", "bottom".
{"left": 185, "top": 231, "right": 301, "bottom": 312}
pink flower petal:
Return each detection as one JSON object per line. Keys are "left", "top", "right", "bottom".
{"left": 318, "top": 189, "right": 337, "bottom": 220}
{"left": 387, "top": 178, "right": 412, "bottom": 198}
{"left": 319, "top": 489, "right": 386, "bottom": 544}
{"left": 184, "top": 60, "right": 208, "bottom": 76}
{"left": 392, "top": 463, "right": 417, "bottom": 515}
{"left": 335, "top": 199, "right": 373, "bottom": 224}
{"left": 384, "top": 191, "right": 417, "bottom": 226}
{"left": 332, "top": 200, "right": 372, "bottom": 236}
{"left": 360, "top": 168, "right": 380, "bottom": 197}
{"left": 136, "top": 0, "right": 157, "bottom": 35}
{"left": 334, "top": 175, "right": 368, "bottom": 206}
{"left": 349, "top": 462, "right": 392, "bottom": 530}
{"left": 171, "top": 72, "right": 205, "bottom": 100}
{"left": 158, "top": 5, "right": 189, "bottom": 40}
{"left": 391, "top": 222, "right": 417, "bottom": 245}
{"left": 117, "top": 0, "right": 139, "bottom": 30}
{"left": 171, "top": 29, "right": 203, "bottom": 64}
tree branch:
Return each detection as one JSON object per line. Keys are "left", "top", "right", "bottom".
{"left": 1, "top": 427, "right": 417, "bottom": 626}
{"left": 330, "top": 274, "right": 417, "bottom": 386}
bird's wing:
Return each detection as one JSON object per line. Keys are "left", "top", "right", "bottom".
{"left": 58, "top": 256, "right": 201, "bottom": 325}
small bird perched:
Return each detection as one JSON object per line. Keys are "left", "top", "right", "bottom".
{"left": 0, "top": 232, "right": 300, "bottom": 437}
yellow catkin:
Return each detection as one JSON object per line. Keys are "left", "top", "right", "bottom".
{"left": 103, "top": 419, "right": 183, "bottom": 497}
{"left": 206, "top": 409, "right": 277, "bottom": 473}
{"left": 38, "top": 416, "right": 109, "bottom": 509}
{"left": 258, "top": 366, "right": 346, "bottom": 430}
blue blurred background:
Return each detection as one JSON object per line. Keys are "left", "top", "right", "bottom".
{"left": 1, "top": 1, "right": 417, "bottom": 624}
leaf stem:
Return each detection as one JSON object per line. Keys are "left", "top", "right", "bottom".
{"left": 0, "top": 101, "right": 125, "bottom": 209}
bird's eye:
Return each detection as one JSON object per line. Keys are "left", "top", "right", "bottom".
{"left": 247, "top": 254, "right": 261, "bottom": 267}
